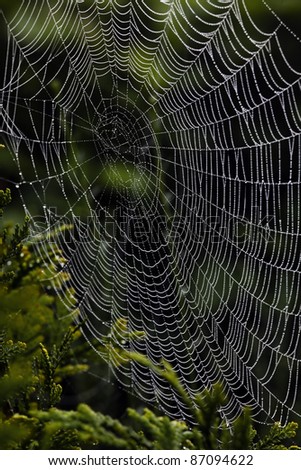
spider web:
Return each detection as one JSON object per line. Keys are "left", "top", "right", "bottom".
{"left": 1, "top": 0, "right": 301, "bottom": 424}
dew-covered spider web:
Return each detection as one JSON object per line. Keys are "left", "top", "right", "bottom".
{"left": 1, "top": 0, "right": 301, "bottom": 424}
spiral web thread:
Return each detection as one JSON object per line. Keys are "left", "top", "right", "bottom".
{"left": 1, "top": 0, "right": 301, "bottom": 424}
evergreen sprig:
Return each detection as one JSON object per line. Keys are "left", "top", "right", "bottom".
{"left": 0, "top": 188, "right": 29, "bottom": 283}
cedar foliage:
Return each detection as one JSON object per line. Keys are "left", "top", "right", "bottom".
{"left": 0, "top": 189, "right": 299, "bottom": 450}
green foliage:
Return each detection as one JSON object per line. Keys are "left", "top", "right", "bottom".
{"left": 0, "top": 191, "right": 86, "bottom": 449}
{"left": 0, "top": 191, "right": 300, "bottom": 450}
{"left": 0, "top": 188, "right": 29, "bottom": 283}
{"left": 29, "top": 386, "right": 300, "bottom": 451}
{"left": 256, "top": 421, "right": 300, "bottom": 450}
